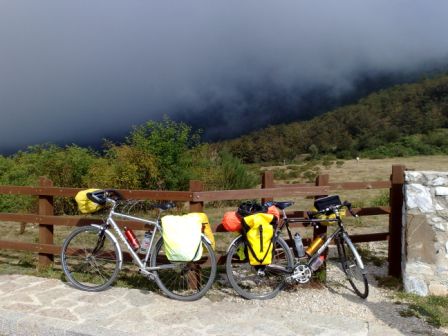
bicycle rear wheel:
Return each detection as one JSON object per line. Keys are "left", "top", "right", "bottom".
{"left": 226, "top": 236, "right": 293, "bottom": 300}
{"left": 337, "top": 234, "right": 369, "bottom": 299}
{"left": 61, "top": 225, "right": 121, "bottom": 292}
{"left": 149, "top": 235, "right": 217, "bottom": 301}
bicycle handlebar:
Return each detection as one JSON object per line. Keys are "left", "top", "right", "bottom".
{"left": 86, "top": 189, "right": 176, "bottom": 212}
{"left": 306, "top": 201, "right": 358, "bottom": 218}
{"left": 86, "top": 189, "right": 123, "bottom": 205}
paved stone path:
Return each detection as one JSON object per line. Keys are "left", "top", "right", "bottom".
{"left": 0, "top": 274, "right": 443, "bottom": 336}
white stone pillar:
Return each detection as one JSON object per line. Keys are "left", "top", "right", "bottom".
{"left": 403, "top": 171, "right": 448, "bottom": 296}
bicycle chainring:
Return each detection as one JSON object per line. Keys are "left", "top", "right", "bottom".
{"left": 292, "top": 264, "right": 312, "bottom": 284}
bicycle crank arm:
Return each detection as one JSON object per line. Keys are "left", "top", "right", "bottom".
{"left": 146, "top": 264, "right": 185, "bottom": 271}
{"left": 265, "top": 264, "right": 291, "bottom": 274}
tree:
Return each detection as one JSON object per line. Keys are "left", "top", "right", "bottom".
{"left": 126, "top": 117, "right": 201, "bottom": 190}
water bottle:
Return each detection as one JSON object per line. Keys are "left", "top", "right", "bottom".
{"left": 124, "top": 227, "right": 140, "bottom": 251}
{"left": 310, "top": 255, "right": 325, "bottom": 271}
{"left": 294, "top": 233, "right": 305, "bottom": 258}
{"left": 306, "top": 236, "right": 324, "bottom": 256}
{"left": 140, "top": 231, "right": 152, "bottom": 253}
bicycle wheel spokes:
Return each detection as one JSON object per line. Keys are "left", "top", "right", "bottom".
{"left": 150, "top": 236, "right": 217, "bottom": 301}
{"left": 338, "top": 236, "right": 369, "bottom": 299}
{"left": 61, "top": 226, "right": 120, "bottom": 292}
{"left": 226, "top": 236, "right": 293, "bottom": 300}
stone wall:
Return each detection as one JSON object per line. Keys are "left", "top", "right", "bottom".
{"left": 403, "top": 171, "right": 448, "bottom": 296}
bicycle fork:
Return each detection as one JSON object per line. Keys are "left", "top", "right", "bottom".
{"left": 338, "top": 231, "right": 366, "bottom": 274}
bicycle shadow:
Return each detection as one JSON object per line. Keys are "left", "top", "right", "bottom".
{"left": 325, "top": 265, "right": 446, "bottom": 336}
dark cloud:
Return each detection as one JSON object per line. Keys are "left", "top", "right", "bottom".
{"left": 1, "top": 1, "right": 448, "bottom": 153}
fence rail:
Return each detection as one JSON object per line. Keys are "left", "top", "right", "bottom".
{"left": 0, "top": 165, "right": 405, "bottom": 277}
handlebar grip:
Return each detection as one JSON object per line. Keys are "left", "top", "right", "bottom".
{"left": 343, "top": 201, "right": 358, "bottom": 217}
{"left": 104, "top": 189, "right": 123, "bottom": 200}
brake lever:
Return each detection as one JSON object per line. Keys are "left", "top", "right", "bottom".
{"left": 343, "top": 201, "right": 358, "bottom": 218}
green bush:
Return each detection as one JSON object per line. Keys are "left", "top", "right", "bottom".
{"left": 0, "top": 118, "right": 257, "bottom": 214}
{"left": 273, "top": 168, "right": 288, "bottom": 180}
{"left": 335, "top": 160, "right": 345, "bottom": 168}
{"left": 213, "top": 151, "right": 258, "bottom": 190}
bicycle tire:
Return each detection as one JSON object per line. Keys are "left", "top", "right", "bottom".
{"left": 61, "top": 225, "right": 121, "bottom": 292}
{"left": 337, "top": 235, "right": 369, "bottom": 299}
{"left": 226, "top": 236, "right": 293, "bottom": 300}
{"left": 149, "top": 235, "right": 217, "bottom": 301}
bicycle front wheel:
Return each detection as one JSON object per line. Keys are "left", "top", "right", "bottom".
{"left": 337, "top": 234, "right": 369, "bottom": 299}
{"left": 226, "top": 236, "right": 294, "bottom": 300}
{"left": 61, "top": 225, "right": 121, "bottom": 292}
{"left": 149, "top": 236, "right": 217, "bottom": 301}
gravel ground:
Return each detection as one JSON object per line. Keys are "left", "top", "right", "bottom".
{"left": 0, "top": 241, "right": 446, "bottom": 335}
{"left": 208, "top": 242, "right": 448, "bottom": 336}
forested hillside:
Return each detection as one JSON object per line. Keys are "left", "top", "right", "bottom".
{"left": 2, "top": 73, "right": 448, "bottom": 214}
{"left": 220, "top": 74, "right": 448, "bottom": 162}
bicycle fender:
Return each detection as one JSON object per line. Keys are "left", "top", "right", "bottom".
{"left": 91, "top": 224, "right": 123, "bottom": 271}
{"left": 201, "top": 233, "right": 212, "bottom": 246}
{"left": 226, "top": 235, "right": 243, "bottom": 254}
{"left": 342, "top": 232, "right": 366, "bottom": 273}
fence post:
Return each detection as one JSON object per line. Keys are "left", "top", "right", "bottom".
{"left": 189, "top": 180, "right": 204, "bottom": 213}
{"left": 38, "top": 176, "right": 54, "bottom": 270}
{"left": 388, "top": 165, "right": 405, "bottom": 278}
{"left": 314, "top": 174, "right": 329, "bottom": 279}
{"left": 261, "top": 171, "right": 274, "bottom": 204}
{"left": 314, "top": 174, "right": 329, "bottom": 239}
{"left": 188, "top": 180, "right": 204, "bottom": 290}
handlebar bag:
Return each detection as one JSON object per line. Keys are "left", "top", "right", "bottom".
{"left": 313, "top": 195, "right": 341, "bottom": 211}
{"left": 310, "top": 195, "right": 346, "bottom": 225}
{"left": 309, "top": 207, "right": 346, "bottom": 225}
{"left": 189, "top": 212, "right": 215, "bottom": 250}
{"left": 242, "top": 213, "right": 276, "bottom": 266}
{"left": 161, "top": 214, "right": 203, "bottom": 262}
{"left": 75, "top": 189, "right": 104, "bottom": 214}
{"left": 237, "top": 201, "right": 267, "bottom": 218}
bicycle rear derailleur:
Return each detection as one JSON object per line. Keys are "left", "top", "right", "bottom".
{"left": 287, "top": 264, "right": 312, "bottom": 284}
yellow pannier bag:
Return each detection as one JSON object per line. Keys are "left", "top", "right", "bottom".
{"left": 243, "top": 213, "right": 275, "bottom": 266}
{"left": 75, "top": 189, "right": 103, "bottom": 214}
{"left": 189, "top": 212, "right": 215, "bottom": 250}
{"left": 161, "top": 214, "right": 203, "bottom": 262}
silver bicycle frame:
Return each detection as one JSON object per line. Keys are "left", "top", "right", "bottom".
{"left": 95, "top": 199, "right": 207, "bottom": 273}
{"left": 107, "top": 213, "right": 160, "bottom": 270}
{"left": 307, "top": 227, "right": 366, "bottom": 273}
{"left": 95, "top": 199, "right": 161, "bottom": 271}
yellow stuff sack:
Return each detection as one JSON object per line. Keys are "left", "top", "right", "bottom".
{"left": 75, "top": 189, "right": 103, "bottom": 214}
{"left": 311, "top": 207, "right": 346, "bottom": 225}
{"left": 189, "top": 212, "right": 215, "bottom": 250}
{"left": 161, "top": 214, "right": 203, "bottom": 262}
{"left": 242, "top": 213, "right": 275, "bottom": 266}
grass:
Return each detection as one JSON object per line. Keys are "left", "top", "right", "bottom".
{"left": 375, "top": 275, "right": 403, "bottom": 290}
{"left": 396, "top": 292, "right": 448, "bottom": 328}
{"left": 357, "top": 247, "right": 387, "bottom": 267}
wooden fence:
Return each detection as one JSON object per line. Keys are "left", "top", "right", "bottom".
{"left": 0, "top": 165, "right": 405, "bottom": 277}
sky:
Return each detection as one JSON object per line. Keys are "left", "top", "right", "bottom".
{"left": 1, "top": 1, "right": 448, "bottom": 154}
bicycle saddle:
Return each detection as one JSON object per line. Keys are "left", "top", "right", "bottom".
{"left": 272, "top": 201, "right": 294, "bottom": 210}
{"left": 155, "top": 202, "right": 176, "bottom": 211}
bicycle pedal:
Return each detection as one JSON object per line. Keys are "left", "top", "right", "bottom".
{"left": 138, "top": 268, "right": 153, "bottom": 279}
